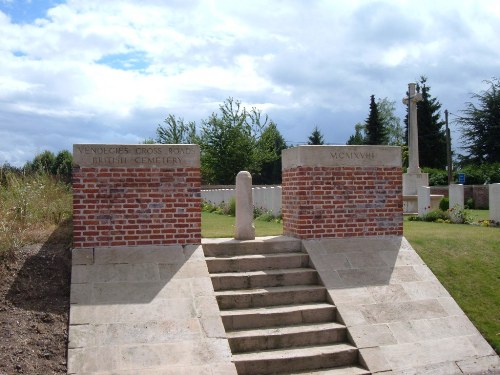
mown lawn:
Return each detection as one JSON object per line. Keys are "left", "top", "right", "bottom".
{"left": 403, "top": 219, "right": 499, "bottom": 353}
{"left": 201, "top": 211, "right": 283, "bottom": 238}
{"left": 202, "top": 210, "right": 499, "bottom": 352}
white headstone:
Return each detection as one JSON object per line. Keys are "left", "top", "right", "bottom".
{"left": 418, "top": 186, "right": 431, "bottom": 217}
{"left": 449, "top": 184, "right": 464, "bottom": 209}
{"left": 449, "top": 184, "right": 465, "bottom": 223}
{"left": 234, "top": 171, "right": 255, "bottom": 240}
{"left": 489, "top": 183, "right": 500, "bottom": 223}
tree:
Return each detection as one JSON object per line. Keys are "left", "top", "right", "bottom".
{"left": 307, "top": 126, "right": 324, "bottom": 145}
{"left": 404, "top": 76, "right": 447, "bottom": 168}
{"left": 377, "top": 98, "right": 404, "bottom": 145}
{"left": 200, "top": 98, "right": 259, "bottom": 184}
{"left": 156, "top": 114, "right": 197, "bottom": 144}
{"left": 456, "top": 78, "right": 500, "bottom": 164}
{"left": 365, "top": 95, "right": 387, "bottom": 145}
{"left": 346, "top": 123, "right": 365, "bottom": 145}
{"left": 25, "top": 150, "right": 56, "bottom": 174}
{"left": 253, "top": 122, "right": 287, "bottom": 184}
{"left": 53, "top": 150, "right": 73, "bottom": 183}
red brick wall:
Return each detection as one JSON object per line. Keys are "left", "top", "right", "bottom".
{"left": 73, "top": 167, "right": 201, "bottom": 248}
{"left": 282, "top": 166, "right": 402, "bottom": 239}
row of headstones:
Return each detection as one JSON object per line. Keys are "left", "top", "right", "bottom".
{"left": 419, "top": 183, "right": 500, "bottom": 222}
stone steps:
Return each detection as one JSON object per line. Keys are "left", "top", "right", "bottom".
{"left": 202, "top": 238, "right": 366, "bottom": 374}
{"left": 283, "top": 365, "right": 371, "bottom": 375}
{"left": 206, "top": 252, "right": 311, "bottom": 273}
{"left": 227, "top": 322, "right": 348, "bottom": 352}
{"left": 211, "top": 268, "right": 319, "bottom": 291}
{"left": 221, "top": 302, "right": 336, "bottom": 331}
{"left": 215, "top": 284, "right": 327, "bottom": 309}
{"left": 232, "top": 343, "right": 359, "bottom": 375}
{"left": 203, "top": 237, "right": 302, "bottom": 256}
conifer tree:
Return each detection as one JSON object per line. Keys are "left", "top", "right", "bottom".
{"left": 364, "top": 95, "right": 387, "bottom": 145}
{"left": 307, "top": 126, "right": 324, "bottom": 145}
{"left": 457, "top": 78, "right": 500, "bottom": 164}
{"left": 415, "top": 76, "right": 447, "bottom": 168}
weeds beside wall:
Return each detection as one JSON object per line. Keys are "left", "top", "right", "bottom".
{"left": 0, "top": 172, "right": 72, "bottom": 260}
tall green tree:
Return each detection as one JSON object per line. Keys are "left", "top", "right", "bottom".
{"left": 456, "top": 78, "right": 500, "bottom": 164}
{"left": 253, "top": 122, "right": 287, "bottom": 184}
{"left": 25, "top": 150, "right": 56, "bottom": 174}
{"left": 199, "top": 98, "right": 262, "bottom": 184}
{"left": 156, "top": 114, "right": 197, "bottom": 144}
{"left": 307, "top": 126, "right": 324, "bottom": 145}
{"left": 346, "top": 123, "right": 365, "bottom": 145}
{"left": 365, "top": 95, "right": 387, "bottom": 145}
{"left": 377, "top": 98, "right": 404, "bottom": 145}
{"left": 404, "top": 76, "right": 447, "bottom": 168}
{"left": 53, "top": 150, "right": 73, "bottom": 183}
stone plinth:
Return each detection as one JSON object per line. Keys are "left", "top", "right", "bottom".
{"left": 403, "top": 172, "right": 429, "bottom": 196}
{"left": 281, "top": 145, "right": 402, "bottom": 239}
{"left": 403, "top": 195, "right": 443, "bottom": 214}
{"left": 234, "top": 171, "right": 255, "bottom": 240}
{"left": 72, "top": 144, "right": 201, "bottom": 248}
{"left": 490, "top": 183, "right": 500, "bottom": 222}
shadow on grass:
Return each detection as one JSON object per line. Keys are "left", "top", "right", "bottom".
{"left": 6, "top": 220, "right": 72, "bottom": 315}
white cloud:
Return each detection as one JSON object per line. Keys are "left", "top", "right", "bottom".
{"left": 0, "top": 0, "right": 499, "bottom": 165}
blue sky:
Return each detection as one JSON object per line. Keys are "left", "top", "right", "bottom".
{"left": 1, "top": 0, "right": 499, "bottom": 166}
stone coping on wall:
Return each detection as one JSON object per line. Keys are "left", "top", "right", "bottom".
{"left": 73, "top": 144, "right": 200, "bottom": 168}
{"left": 282, "top": 145, "right": 402, "bottom": 169}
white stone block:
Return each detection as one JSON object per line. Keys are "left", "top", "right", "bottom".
{"left": 490, "top": 183, "right": 500, "bottom": 222}
{"left": 418, "top": 186, "right": 431, "bottom": 217}
{"left": 449, "top": 184, "right": 464, "bottom": 210}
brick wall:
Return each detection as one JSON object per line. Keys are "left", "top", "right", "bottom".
{"left": 72, "top": 144, "right": 201, "bottom": 248}
{"left": 282, "top": 146, "right": 402, "bottom": 239}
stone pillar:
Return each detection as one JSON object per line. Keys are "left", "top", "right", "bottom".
{"left": 234, "top": 171, "right": 255, "bottom": 240}
{"left": 490, "top": 183, "right": 500, "bottom": 223}
{"left": 449, "top": 184, "right": 464, "bottom": 209}
{"left": 282, "top": 145, "right": 402, "bottom": 239}
{"left": 72, "top": 144, "right": 201, "bottom": 248}
{"left": 418, "top": 186, "right": 431, "bottom": 217}
{"left": 403, "top": 83, "right": 423, "bottom": 174}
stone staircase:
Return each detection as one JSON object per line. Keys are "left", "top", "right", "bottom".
{"left": 203, "top": 238, "right": 369, "bottom": 375}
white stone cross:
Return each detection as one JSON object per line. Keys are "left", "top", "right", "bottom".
{"left": 403, "top": 83, "right": 423, "bottom": 173}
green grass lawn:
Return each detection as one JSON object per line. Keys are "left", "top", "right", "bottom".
{"left": 403, "top": 219, "right": 499, "bottom": 353}
{"left": 202, "top": 210, "right": 499, "bottom": 352}
{"left": 201, "top": 212, "right": 283, "bottom": 238}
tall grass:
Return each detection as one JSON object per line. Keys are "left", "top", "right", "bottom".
{"left": 0, "top": 172, "right": 72, "bottom": 260}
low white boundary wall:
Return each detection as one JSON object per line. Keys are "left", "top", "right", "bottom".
{"left": 202, "top": 186, "right": 282, "bottom": 215}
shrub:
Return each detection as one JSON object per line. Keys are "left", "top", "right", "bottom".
{"left": 465, "top": 197, "right": 475, "bottom": 209}
{"left": 422, "top": 209, "right": 449, "bottom": 222}
{"left": 439, "top": 197, "right": 449, "bottom": 211}
{"left": 423, "top": 168, "right": 448, "bottom": 186}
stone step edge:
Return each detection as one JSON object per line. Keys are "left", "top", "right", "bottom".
{"left": 282, "top": 365, "right": 370, "bottom": 375}
{"left": 232, "top": 342, "right": 357, "bottom": 361}
{"left": 202, "top": 236, "right": 302, "bottom": 255}
{"left": 220, "top": 302, "right": 335, "bottom": 317}
{"left": 205, "top": 252, "right": 308, "bottom": 261}
{"left": 227, "top": 321, "right": 346, "bottom": 339}
{"left": 215, "top": 284, "right": 326, "bottom": 296}
{"left": 210, "top": 267, "right": 318, "bottom": 278}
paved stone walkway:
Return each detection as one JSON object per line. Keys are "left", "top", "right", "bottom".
{"left": 304, "top": 236, "right": 499, "bottom": 374}
{"left": 68, "top": 245, "right": 237, "bottom": 374}
{"left": 68, "top": 237, "right": 499, "bottom": 374}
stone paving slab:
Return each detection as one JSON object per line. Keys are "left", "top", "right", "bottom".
{"left": 68, "top": 245, "right": 236, "bottom": 375}
{"left": 304, "top": 236, "right": 499, "bottom": 374}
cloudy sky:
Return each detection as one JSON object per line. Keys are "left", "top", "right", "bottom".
{"left": 1, "top": 0, "right": 499, "bottom": 166}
